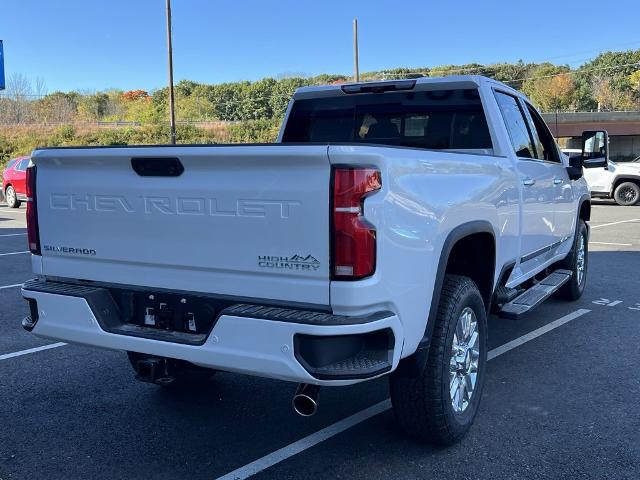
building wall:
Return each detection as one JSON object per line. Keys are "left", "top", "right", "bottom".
{"left": 543, "top": 112, "right": 640, "bottom": 162}
{"left": 559, "top": 135, "right": 640, "bottom": 162}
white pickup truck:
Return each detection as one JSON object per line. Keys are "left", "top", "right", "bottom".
{"left": 584, "top": 156, "right": 640, "bottom": 206}
{"left": 21, "top": 76, "right": 606, "bottom": 445}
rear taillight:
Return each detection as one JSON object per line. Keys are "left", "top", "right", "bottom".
{"left": 331, "top": 167, "right": 381, "bottom": 280}
{"left": 26, "top": 165, "right": 40, "bottom": 255}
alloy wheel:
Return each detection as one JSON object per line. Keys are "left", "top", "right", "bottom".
{"left": 576, "top": 233, "right": 585, "bottom": 286}
{"left": 618, "top": 185, "right": 638, "bottom": 204}
{"left": 6, "top": 187, "right": 16, "bottom": 206}
{"left": 449, "top": 307, "right": 480, "bottom": 413}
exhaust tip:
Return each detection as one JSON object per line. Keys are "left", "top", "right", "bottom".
{"left": 292, "top": 384, "right": 320, "bottom": 417}
{"left": 293, "top": 394, "right": 318, "bottom": 417}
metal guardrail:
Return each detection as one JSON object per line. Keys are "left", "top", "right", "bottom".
{"left": 96, "top": 121, "right": 141, "bottom": 127}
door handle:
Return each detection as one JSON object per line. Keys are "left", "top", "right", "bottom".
{"left": 553, "top": 178, "right": 563, "bottom": 185}
{"left": 522, "top": 178, "right": 536, "bottom": 186}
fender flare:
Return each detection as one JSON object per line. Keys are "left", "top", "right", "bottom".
{"left": 551, "top": 194, "right": 591, "bottom": 274}
{"left": 395, "top": 220, "right": 495, "bottom": 377}
{"left": 577, "top": 193, "right": 591, "bottom": 222}
{"left": 577, "top": 194, "right": 591, "bottom": 244}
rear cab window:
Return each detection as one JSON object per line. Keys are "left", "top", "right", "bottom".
{"left": 494, "top": 91, "right": 560, "bottom": 163}
{"left": 282, "top": 88, "right": 493, "bottom": 154}
{"left": 494, "top": 91, "right": 535, "bottom": 159}
{"left": 522, "top": 102, "right": 560, "bottom": 163}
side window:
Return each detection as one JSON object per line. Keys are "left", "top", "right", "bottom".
{"left": 494, "top": 92, "right": 535, "bottom": 158}
{"left": 523, "top": 103, "right": 560, "bottom": 163}
{"left": 16, "top": 160, "right": 28, "bottom": 171}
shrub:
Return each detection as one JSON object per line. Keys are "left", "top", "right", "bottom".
{"left": 227, "top": 119, "right": 280, "bottom": 143}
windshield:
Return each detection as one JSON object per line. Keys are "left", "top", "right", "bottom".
{"left": 282, "top": 88, "right": 493, "bottom": 151}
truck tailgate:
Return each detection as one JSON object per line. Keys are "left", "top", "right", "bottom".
{"left": 32, "top": 145, "right": 331, "bottom": 305}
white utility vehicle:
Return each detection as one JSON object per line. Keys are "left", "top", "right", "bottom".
{"left": 21, "top": 76, "right": 606, "bottom": 444}
{"left": 583, "top": 152, "right": 640, "bottom": 205}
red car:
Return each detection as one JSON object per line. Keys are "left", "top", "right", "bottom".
{"left": 2, "top": 155, "right": 30, "bottom": 208}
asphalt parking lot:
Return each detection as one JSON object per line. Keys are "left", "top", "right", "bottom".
{"left": 1, "top": 200, "right": 639, "bottom": 480}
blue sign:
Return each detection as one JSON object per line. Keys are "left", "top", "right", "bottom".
{"left": 0, "top": 40, "right": 5, "bottom": 90}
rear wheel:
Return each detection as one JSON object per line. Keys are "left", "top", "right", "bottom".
{"left": 5, "top": 186, "right": 20, "bottom": 208}
{"left": 127, "top": 352, "right": 215, "bottom": 389}
{"left": 613, "top": 182, "right": 640, "bottom": 206}
{"left": 390, "top": 275, "right": 487, "bottom": 445}
{"left": 555, "top": 220, "right": 588, "bottom": 301}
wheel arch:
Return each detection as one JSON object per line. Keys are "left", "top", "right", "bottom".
{"left": 3, "top": 183, "right": 13, "bottom": 204}
{"left": 578, "top": 194, "right": 591, "bottom": 222}
{"left": 612, "top": 176, "right": 640, "bottom": 193}
{"left": 394, "top": 220, "right": 496, "bottom": 377}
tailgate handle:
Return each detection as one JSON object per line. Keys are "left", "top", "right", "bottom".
{"left": 131, "top": 157, "right": 184, "bottom": 177}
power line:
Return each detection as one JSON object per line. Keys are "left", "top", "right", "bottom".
{"left": 377, "top": 43, "right": 640, "bottom": 78}
{"left": 526, "top": 40, "right": 640, "bottom": 64}
{"left": 503, "top": 61, "right": 640, "bottom": 84}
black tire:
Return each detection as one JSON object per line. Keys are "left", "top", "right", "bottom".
{"left": 5, "top": 186, "right": 20, "bottom": 208}
{"left": 390, "top": 275, "right": 487, "bottom": 445}
{"left": 127, "top": 352, "right": 215, "bottom": 389}
{"left": 555, "top": 220, "right": 588, "bottom": 301}
{"left": 613, "top": 181, "right": 640, "bottom": 206}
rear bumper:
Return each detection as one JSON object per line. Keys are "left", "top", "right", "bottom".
{"left": 21, "top": 280, "right": 403, "bottom": 386}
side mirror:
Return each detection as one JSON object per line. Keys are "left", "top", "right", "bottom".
{"left": 581, "top": 130, "right": 609, "bottom": 169}
{"left": 567, "top": 155, "right": 583, "bottom": 180}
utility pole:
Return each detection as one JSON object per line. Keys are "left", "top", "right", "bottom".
{"left": 166, "top": 0, "right": 177, "bottom": 144}
{"left": 0, "top": 40, "right": 5, "bottom": 91}
{"left": 353, "top": 18, "right": 360, "bottom": 82}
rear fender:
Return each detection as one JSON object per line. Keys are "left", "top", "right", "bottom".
{"left": 394, "top": 220, "right": 495, "bottom": 377}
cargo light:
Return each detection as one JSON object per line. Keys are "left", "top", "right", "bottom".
{"left": 331, "top": 166, "right": 381, "bottom": 280}
{"left": 26, "top": 165, "right": 40, "bottom": 255}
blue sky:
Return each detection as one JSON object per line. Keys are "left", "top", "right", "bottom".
{"left": 1, "top": 0, "right": 639, "bottom": 93}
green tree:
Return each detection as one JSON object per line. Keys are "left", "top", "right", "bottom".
{"left": 239, "top": 77, "right": 277, "bottom": 120}
{"left": 207, "top": 82, "right": 247, "bottom": 121}
{"left": 77, "top": 92, "right": 110, "bottom": 121}
{"left": 522, "top": 64, "right": 575, "bottom": 111}
{"left": 628, "top": 71, "right": 640, "bottom": 107}
{"left": 269, "top": 77, "right": 310, "bottom": 119}
{"left": 175, "top": 80, "right": 200, "bottom": 97}
{"left": 486, "top": 61, "right": 532, "bottom": 89}
{"left": 589, "top": 75, "right": 634, "bottom": 111}
{"left": 310, "top": 74, "right": 349, "bottom": 84}
{"left": 574, "top": 50, "right": 640, "bottom": 110}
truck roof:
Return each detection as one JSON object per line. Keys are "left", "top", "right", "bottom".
{"left": 292, "top": 75, "right": 524, "bottom": 100}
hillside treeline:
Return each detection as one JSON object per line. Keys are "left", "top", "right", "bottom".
{"left": 1, "top": 49, "right": 639, "bottom": 167}
{"left": 2, "top": 50, "right": 640, "bottom": 126}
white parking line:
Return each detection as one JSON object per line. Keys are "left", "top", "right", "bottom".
{"left": 590, "top": 241, "right": 633, "bottom": 246}
{"left": 0, "top": 233, "right": 26, "bottom": 237}
{"left": 216, "top": 308, "right": 592, "bottom": 480}
{"left": 0, "top": 251, "right": 29, "bottom": 257}
{"left": 591, "top": 218, "right": 640, "bottom": 229}
{"left": 217, "top": 400, "right": 392, "bottom": 480}
{"left": 487, "top": 309, "right": 590, "bottom": 360}
{"left": 0, "top": 343, "right": 67, "bottom": 361}
{"left": 0, "top": 283, "right": 23, "bottom": 290}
